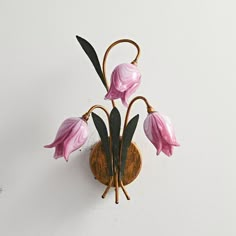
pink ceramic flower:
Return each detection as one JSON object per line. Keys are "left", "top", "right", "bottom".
{"left": 105, "top": 63, "right": 141, "bottom": 106}
{"left": 44, "top": 117, "right": 88, "bottom": 161}
{"left": 143, "top": 112, "right": 179, "bottom": 156}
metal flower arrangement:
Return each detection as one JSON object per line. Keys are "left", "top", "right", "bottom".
{"left": 45, "top": 36, "right": 179, "bottom": 204}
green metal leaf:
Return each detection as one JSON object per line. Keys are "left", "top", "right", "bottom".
{"left": 76, "top": 36, "right": 107, "bottom": 90}
{"left": 120, "top": 114, "right": 139, "bottom": 177}
{"left": 109, "top": 107, "right": 121, "bottom": 168}
{"left": 92, "top": 112, "right": 113, "bottom": 176}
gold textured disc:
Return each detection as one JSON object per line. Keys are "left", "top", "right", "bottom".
{"left": 90, "top": 141, "right": 142, "bottom": 186}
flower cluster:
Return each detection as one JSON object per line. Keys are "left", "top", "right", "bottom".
{"left": 45, "top": 68, "right": 179, "bottom": 161}
{"left": 45, "top": 37, "right": 179, "bottom": 161}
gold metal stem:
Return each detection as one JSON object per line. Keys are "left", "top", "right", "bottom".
{"left": 82, "top": 105, "right": 110, "bottom": 121}
{"left": 115, "top": 170, "right": 119, "bottom": 204}
{"left": 83, "top": 104, "right": 115, "bottom": 198}
{"left": 118, "top": 96, "right": 154, "bottom": 181}
{"left": 102, "top": 176, "right": 113, "bottom": 198}
{"left": 120, "top": 180, "right": 130, "bottom": 200}
{"left": 123, "top": 96, "right": 154, "bottom": 128}
{"left": 102, "top": 39, "right": 141, "bottom": 108}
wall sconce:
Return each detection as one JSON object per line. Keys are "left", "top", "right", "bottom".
{"left": 45, "top": 36, "right": 179, "bottom": 204}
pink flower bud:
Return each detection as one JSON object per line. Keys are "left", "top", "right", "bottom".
{"left": 105, "top": 63, "right": 141, "bottom": 106}
{"left": 143, "top": 112, "right": 179, "bottom": 156}
{"left": 44, "top": 117, "right": 88, "bottom": 161}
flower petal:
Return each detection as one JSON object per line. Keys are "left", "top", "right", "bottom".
{"left": 122, "top": 81, "right": 140, "bottom": 107}
{"left": 112, "top": 63, "right": 141, "bottom": 92}
{"left": 105, "top": 86, "right": 123, "bottom": 100}
{"left": 63, "top": 119, "right": 88, "bottom": 160}
{"left": 144, "top": 114, "right": 163, "bottom": 155}
{"left": 153, "top": 112, "right": 179, "bottom": 146}
{"left": 104, "top": 63, "right": 141, "bottom": 105}
{"left": 44, "top": 118, "right": 80, "bottom": 148}
{"left": 53, "top": 143, "right": 64, "bottom": 159}
{"left": 161, "top": 142, "right": 173, "bottom": 157}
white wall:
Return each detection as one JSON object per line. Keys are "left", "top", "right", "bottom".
{"left": 0, "top": 0, "right": 235, "bottom": 235}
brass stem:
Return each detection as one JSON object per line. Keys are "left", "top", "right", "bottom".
{"left": 120, "top": 180, "right": 130, "bottom": 200}
{"left": 83, "top": 104, "right": 114, "bottom": 189}
{"left": 123, "top": 96, "right": 154, "bottom": 128}
{"left": 115, "top": 170, "right": 119, "bottom": 204}
{"left": 118, "top": 96, "right": 154, "bottom": 178}
{"left": 82, "top": 105, "right": 110, "bottom": 121}
{"left": 102, "top": 177, "right": 113, "bottom": 198}
{"left": 102, "top": 39, "right": 141, "bottom": 108}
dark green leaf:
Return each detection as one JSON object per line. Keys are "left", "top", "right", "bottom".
{"left": 92, "top": 112, "right": 113, "bottom": 176}
{"left": 109, "top": 107, "right": 121, "bottom": 168}
{"left": 120, "top": 114, "right": 139, "bottom": 177}
{"left": 76, "top": 35, "right": 107, "bottom": 89}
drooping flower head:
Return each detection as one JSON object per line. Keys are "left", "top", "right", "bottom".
{"left": 144, "top": 112, "right": 179, "bottom": 156}
{"left": 105, "top": 63, "right": 141, "bottom": 106}
{"left": 44, "top": 117, "right": 88, "bottom": 161}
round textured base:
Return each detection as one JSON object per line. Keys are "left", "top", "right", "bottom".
{"left": 90, "top": 141, "right": 142, "bottom": 186}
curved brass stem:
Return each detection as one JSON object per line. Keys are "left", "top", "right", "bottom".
{"left": 123, "top": 96, "right": 154, "bottom": 129}
{"left": 82, "top": 105, "right": 110, "bottom": 121}
{"left": 83, "top": 105, "right": 118, "bottom": 199}
{"left": 117, "top": 96, "right": 154, "bottom": 188}
{"left": 82, "top": 104, "right": 113, "bottom": 172}
{"left": 102, "top": 39, "right": 141, "bottom": 108}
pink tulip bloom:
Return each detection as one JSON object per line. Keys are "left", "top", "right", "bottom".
{"left": 44, "top": 117, "right": 88, "bottom": 161}
{"left": 105, "top": 63, "right": 141, "bottom": 106}
{"left": 143, "top": 112, "right": 179, "bottom": 156}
